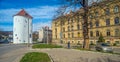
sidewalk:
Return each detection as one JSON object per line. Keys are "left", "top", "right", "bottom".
{"left": 30, "top": 48, "right": 120, "bottom": 62}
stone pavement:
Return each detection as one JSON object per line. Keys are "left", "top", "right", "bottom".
{"left": 1, "top": 46, "right": 120, "bottom": 62}
{"left": 30, "top": 48, "right": 120, "bottom": 62}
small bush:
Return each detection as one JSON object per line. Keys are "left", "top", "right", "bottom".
{"left": 113, "top": 43, "right": 117, "bottom": 46}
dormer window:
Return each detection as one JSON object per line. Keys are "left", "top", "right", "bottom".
{"left": 114, "top": 5, "right": 119, "bottom": 13}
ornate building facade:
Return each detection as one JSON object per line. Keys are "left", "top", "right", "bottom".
{"left": 52, "top": 0, "right": 120, "bottom": 45}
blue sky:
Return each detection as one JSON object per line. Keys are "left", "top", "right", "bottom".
{"left": 0, "top": 0, "right": 64, "bottom": 31}
{"left": 0, "top": 0, "right": 98, "bottom": 31}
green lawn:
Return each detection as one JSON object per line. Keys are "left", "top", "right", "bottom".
{"left": 20, "top": 52, "right": 51, "bottom": 62}
{"left": 32, "top": 44, "right": 63, "bottom": 48}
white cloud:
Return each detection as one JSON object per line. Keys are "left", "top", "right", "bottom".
{"left": 33, "top": 21, "right": 52, "bottom": 31}
{"left": 26, "top": 6, "right": 58, "bottom": 19}
{"left": 0, "top": 6, "right": 58, "bottom": 31}
{"left": 0, "top": 6, "right": 58, "bottom": 22}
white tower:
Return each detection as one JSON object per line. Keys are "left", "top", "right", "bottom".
{"left": 13, "top": 9, "right": 33, "bottom": 44}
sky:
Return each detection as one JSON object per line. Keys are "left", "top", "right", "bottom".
{"left": 0, "top": 0, "right": 65, "bottom": 31}
{"left": 0, "top": 0, "right": 99, "bottom": 31}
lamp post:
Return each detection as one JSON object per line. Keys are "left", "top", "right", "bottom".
{"left": 28, "top": 19, "right": 30, "bottom": 47}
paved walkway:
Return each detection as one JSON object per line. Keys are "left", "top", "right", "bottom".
{"left": 1, "top": 45, "right": 120, "bottom": 62}
{"left": 30, "top": 48, "right": 120, "bottom": 62}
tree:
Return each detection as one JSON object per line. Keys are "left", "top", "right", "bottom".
{"left": 55, "top": 0, "right": 90, "bottom": 49}
{"left": 98, "top": 34, "right": 105, "bottom": 43}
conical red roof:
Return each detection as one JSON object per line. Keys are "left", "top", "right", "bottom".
{"left": 14, "top": 9, "right": 33, "bottom": 19}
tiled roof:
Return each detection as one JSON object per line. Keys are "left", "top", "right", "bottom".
{"left": 14, "top": 9, "right": 33, "bottom": 19}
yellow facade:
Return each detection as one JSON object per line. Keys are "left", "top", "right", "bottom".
{"left": 52, "top": 0, "right": 120, "bottom": 45}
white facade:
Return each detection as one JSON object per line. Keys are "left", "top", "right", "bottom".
{"left": 38, "top": 27, "right": 52, "bottom": 43}
{"left": 13, "top": 10, "right": 32, "bottom": 44}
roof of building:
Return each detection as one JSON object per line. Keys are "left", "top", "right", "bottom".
{"left": 14, "top": 9, "right": 33, "bottom": 19}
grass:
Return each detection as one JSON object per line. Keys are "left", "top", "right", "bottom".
{"left": 20, "top": 52, "right": 51, "bottom": 62}
{"left": 32, "top": 44, "right": 63, "bottom": 48}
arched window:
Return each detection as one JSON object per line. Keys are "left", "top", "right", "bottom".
{"left": 115, "top": 29, "right": 120, "bottom": 36}
{"left": 106, "top": 30, "right": 110, "bottom": 36}
{"left": 114, "top": 17, "right": 119, "bottom": 25}
{"left": 114, "top": 5, "right": 119, "bottom": 13}
{"left": 106, "top": 19, "right": 110, "bottom": 26}
{"left": 96, "top": 21, "right": 99, "bottom": 27}
{"left": 96, "top": 31, "right": 99, "bottom": 37}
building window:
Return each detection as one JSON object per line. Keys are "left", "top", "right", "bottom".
{"left": 68, "top": 33, "right": 70, "bottom": 38}
{"left": 90, "top": 31, "right": 93, "bottom": 37}
{"left": 55, "top": 28, "right": 57, "bottom": 35}
{"left": 96, "top": 21, "right": 99, "bottom": 27}
{"left": 29, "top": 34, "right": 31, "bottom": 38}
{"left": 105, "top": 8, "right": 110, "bottom": 15}
{"left": 90, "top": 22, "right": 93, "bottom": 28}
{"left": 96, "top": 31, "right": 99, "bottom": 37}
{"left": 15, "top": 34, "right": 17, "bottom": 36}
{"left": 90, "top": 41, "right": 93, "bottom": 44}
{"left": 115, "top": 29, "right": 120, "bottom": 36}
{"left": 77, "top": 24, "right": 80, "bottom": 30}
{"left": 63, "top": 27, "right": 65, "bottom": 32}
{"left": 71, "top": 25, "right": 74, "bottom": 31}
{"left": 107, "top": 41, "right": 110, "bottom": 44}
{"left": 68, "top": 19, "right": 70, "bottom": 24}
{"left": 114, "top": 5, "right": 119, "bottom": 13}
{"left": 115, "top": 41, "right": 120, "bottom": 44}
{"left": 55, "top": 22, "right": 57, "bottom": 26}
{"left": 68, "top": 26, "right": 70, "bottom": 31}
{"left": 64, "top": 34, "right": 65, "bottom": 38}
{"left": 25, "top": 20, "right": 27, "bottom": 23}
{"left": 106, "top": 19, "right": 110, "bottom": 26}
{"left": 114, "top": 17, "right": 119, "bottom": 25}
{"left": 106, "top": 30, "right": 111, "bottom": 36}
{"left": 78, "top": 32, "right": 80, "bottom": 37}
{"left": 72, "top": 33, "right": 74, "bottom": 38}
{"left": 77, "top": 16, "right": 80, "bottom": 22}
{"left": 71, "top": 18, "right": 74, "bottom": 22}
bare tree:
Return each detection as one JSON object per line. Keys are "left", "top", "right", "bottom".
{"left": 54, "top": 0, "right": 90, "bottom": 49}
